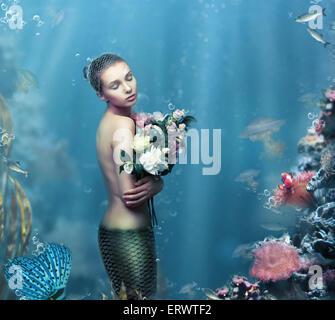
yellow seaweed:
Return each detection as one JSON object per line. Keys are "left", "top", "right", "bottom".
{"left": 118, "top": 281, "right": 128, "bottom": 300}
{"left": 10, "top": 176, "right": 32, "bottom": 256}
{"left": 0, "top": 193, "right": 6, "bottom": 250}
{"left": 0, "top": 94, "right": 32, "bottom": 300}
{"left": 135, "top": 290, "right": 143, "bottom": 300}
{"left": 0, "top": 94, "right": 14, "bottom": 158}
{"left": 5, "top": 189, "right": 18, "bottom": 258}
{"left": 0, "top": 188, "right": 18, "bottom": 299}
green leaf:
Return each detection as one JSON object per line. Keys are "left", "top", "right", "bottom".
{"left": 120, "top": 149, "right": 132, "bottom": 162}
{"left": 182, "top": 115, "right": 197, "bottom": 127}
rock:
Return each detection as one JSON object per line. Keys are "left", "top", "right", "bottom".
{"left": 307, "top": 169, "right": 331, "bottom": 191}
{"left": 316, "top": 202, "right": 335, "bottom": 219}
{"left": 313, "top": 239, "right": 335, "bottom": 259}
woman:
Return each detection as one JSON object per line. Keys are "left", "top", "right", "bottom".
{"left": 83, "top": 53, "right": 164, "bottom": 299}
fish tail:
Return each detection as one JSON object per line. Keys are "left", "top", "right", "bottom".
{"left": 322, "top": 8, "right": 326, "bottom": 17}
{"left": 98, "top": 225, "right": 157, "bottom": 300}
{"left": 324, "top": 41, "right": 330, "bottom": 48}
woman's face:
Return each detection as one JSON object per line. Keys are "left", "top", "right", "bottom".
{"left": 97, "top": 60, "right": 137, "bottom": 107}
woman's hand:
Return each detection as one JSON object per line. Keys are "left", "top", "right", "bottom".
{"left": 123, "top": 176, "right": 164, "bottom": 208}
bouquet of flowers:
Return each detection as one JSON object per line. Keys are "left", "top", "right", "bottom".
{"left": 119, "top": 108, "right": 196, "bottom": 180}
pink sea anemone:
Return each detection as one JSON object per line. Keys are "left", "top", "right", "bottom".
{"left": 273, "top": 171, "right": 316, "bottom": 208}
{"left": 249, "top": 241, "right": 304, "bottom": 282}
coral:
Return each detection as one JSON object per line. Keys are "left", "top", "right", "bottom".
{"left": 323, "top": 269, "right": 335, "bottom": 290}
{"left": 320, "top": 148, "right": 335, "bottom": 177}
{"left": 298, "top": 134, "right": 326, "bottom": 154}
{"left": 249, "top": 241, "right": 305, "bottom": 282}
{"left": 273, "top": 171, "right": 316, "bottom": 208}
{"left": 210, "top": 275, "right": 270, "bottom": 300}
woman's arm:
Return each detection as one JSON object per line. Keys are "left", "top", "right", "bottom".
{"left": 123, "top": 176, "right": 164, "bottom": 208}
{"left": 110, "top": 116, "right": 138, "bottom": 205}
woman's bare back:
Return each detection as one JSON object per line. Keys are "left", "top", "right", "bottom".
{"left": 96, "top": 109, "right": 151, "bottom": 229}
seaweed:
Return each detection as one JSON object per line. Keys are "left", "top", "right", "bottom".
{"left": 0, "top": 94, "right": 32, "bottom": 300}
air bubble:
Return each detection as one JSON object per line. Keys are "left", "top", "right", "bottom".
{"left": 36, "top": 243, "right": 45, "bottom": 254}
{"left": 268, "top": 196, "right": 276, "bottom": 205}
{"left": 168, "top": 102, "right": 175, "bottom": 110}
{"left": 1, "top": 3, "right": 7, "bottom": 11}
{"left": 33, "top": 15, "right": 40, "bottom": 21}
{"left": 75, "top": 53, "right": 80, "bottom": 57}
{"left": 308, "top": 112, "right": 314, "bottom": 120}
{"left": 263, "top": 189, "right": 270, "bottom": 197}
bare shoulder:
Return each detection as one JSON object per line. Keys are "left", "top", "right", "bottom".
{"left": 96, "top": 113, "right": 135, "bottom": 147}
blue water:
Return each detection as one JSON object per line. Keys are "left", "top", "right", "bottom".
{"left": 0, "top": 0, "right": 335, "bottom": 299}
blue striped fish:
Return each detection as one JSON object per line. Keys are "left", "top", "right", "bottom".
{"left": 4, "top": 243, "right": 72, "bottom": 300}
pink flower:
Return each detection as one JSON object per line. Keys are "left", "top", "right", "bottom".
{"left": 173, "top": 109, "right": 185, "bottom": 120}
{"left": 326, "top": 90, "right": 335, "bottom": 102}
{"left": 137, "top": 120, "right": 145, "bottom": 129}
{"left": 133, "top": 112, "right": 151, "bottom": 124}
{"left": 144, "top": 124, "right": 152, "bottom": 135}
{"left": 178, "top": 123, "right": 186, "bottom": 131}
{"left": 167, "top": 122, "right": 177, "bottom": 132}
{"left": 250, "top": 241, "right": 304, "bottom": 282}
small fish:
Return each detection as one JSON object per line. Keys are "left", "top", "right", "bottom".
{"left": 278, "top": 172, "right": 293, "bottom": 192}
{"left": 179, "top": 281, "right": 198, "bottom": 296}
{"left": 260, "top": 223, "right": 287, "bottom": 232}
{"left": 4, "top": 243, "right": 72, "bottom": 300}
{"left": 15, "top": 69, "right": 39, "bottom": 93}
{"left": 295, "top": 8, "right": 326, "bottom": 23}
{"left": 202, "top": 288, "right": 222, "bottom": 300}
{"left": 8, "top": 161, "right": 28, "bottom": 178}
{"left": 307, "top": 27, "right": 331, "bottom": 47}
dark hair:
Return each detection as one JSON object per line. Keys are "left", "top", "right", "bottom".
{"left": 83, "top": 53, "right": 124, "bottom": 94}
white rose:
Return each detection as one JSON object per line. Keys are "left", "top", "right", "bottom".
{"left": 139, "top": 146, "right": 169, "bottom": 175}
{"left": 152, "top": 111, "right": 165, "bottom": 122}
{"left": 124, "top": 161, "right": 134, "bottom": 174}
{"left": 133, "top": 134, "right": 151, "bottom": 152}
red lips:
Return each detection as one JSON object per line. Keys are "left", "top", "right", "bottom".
{"left": 126, "top": 94, "right": 136, "bottom": 101}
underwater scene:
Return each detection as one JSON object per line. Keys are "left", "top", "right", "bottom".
{"left": 0, "top": 0, "right": 335, "bottom": 301}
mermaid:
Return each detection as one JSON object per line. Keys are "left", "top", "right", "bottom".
{"left": 83, "top": 53, "right": 164, "bottom": 299}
